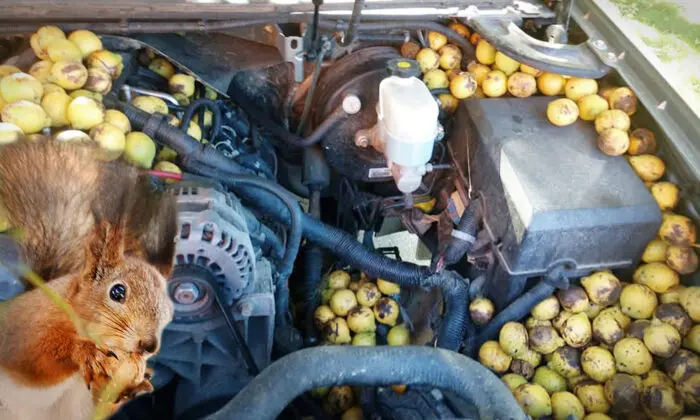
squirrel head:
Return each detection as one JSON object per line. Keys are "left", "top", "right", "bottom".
{"left": 69, "top": 221, "right": 174, "bottom": 356}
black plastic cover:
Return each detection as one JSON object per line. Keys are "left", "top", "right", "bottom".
{"left": 449, "top": 97, "right": 661, "bottom": 278}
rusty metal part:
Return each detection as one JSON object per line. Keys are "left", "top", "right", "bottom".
{"left": 310, "top": 46, "right": 401, "bottom": 181}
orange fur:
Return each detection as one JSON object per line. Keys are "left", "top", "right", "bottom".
{"left": 0, "top": 138, "right": 178, "bottom": 418}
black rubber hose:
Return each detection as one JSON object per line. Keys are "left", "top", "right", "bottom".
{"left": 180, "top": 98, "right": 223, "bottom": 141}
{"left": 109, "top": 96, "right": 429, "bottom": 282}
{"left": 189, "top": 163, "right": 466, "bottom": 349}
{"left": 340, "top": 0, "right": 366, "bottom": 47}
{"left": 204, "top": 346, "right": 526, "bottom": 420}
{"left": 181, "top": 172, "right": 285, "bottom": 262}
{"left": 465, "top": 281, "right": 556, "bottom": 355}
{"left": 355, "top": 33, "right": 408, "bottom": 43}
{"left": 111, "top": 97, "right": 470, "bottom": 349}
{"left": 106, "top": 95, "right": 243, "bottom": 174}
{"left": 301, "top": 215, "right": 430, "bottom": 281}
{"left": 303, "top": 189, "right": 324, "bottom": 344}
{"left": 443, "top": 203, "right": 479, "bottom": 266}
{"left": 209, "top": 170, "right": 303, "bottom": 282}
{"left": 429, "top": 270, "right": 470, "bottom": 350}
{"left": 193, "top": 166, "right": 302, "bottom": 325}
{"left": 230, "top": 86, "right": 348, "bottom": 148}
{"left": 194, "top": 162, "right": 472, "bottom": 350}
{"left": 240, "top": 201, "right": 285, "bottom": 260}
{"left": 318, "top": 20, "right": 475, "bottom": 57}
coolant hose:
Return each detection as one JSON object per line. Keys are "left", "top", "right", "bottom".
{"left": 196, "top": 164, "right": 470, "bottom": 349}
{"left": 465, "top": 281, "right": 556, "bottom": 355}
{"left": 205, "top": 346, "right": 526, "bottom": 420}
{"left": 180, "top": 98, "right": 223, "bottom": 140}
{"left": 110, "top": 97, "right": 469, "bottom": 350}
{"left": 106, "top": 95, "right": 245, "bottom": 174}
{"left": 443, "top": 202, "right": 479, "bottom": 266}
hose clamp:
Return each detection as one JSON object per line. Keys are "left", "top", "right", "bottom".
{"left": 451, "top": 229, "right": 476, "bottom": 244}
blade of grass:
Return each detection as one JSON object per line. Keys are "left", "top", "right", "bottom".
{"left": 2, "top": 228, "right": 102, "bottom": 344}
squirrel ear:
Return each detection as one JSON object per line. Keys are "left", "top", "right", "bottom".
{"left": 83, "top": 221, "right": 125, "bottom": 281}
{"left": 124, "top": 175, "right": 178, "bottom": 279}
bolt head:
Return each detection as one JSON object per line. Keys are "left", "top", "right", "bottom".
{"left": 342, "top": 95, "right": 362, "bottom": 115}
{"left": 592, "top": 39, "right": 607, "bottom": 50}
{"left": 355, "top": 135, "right": 369, "bottom": 147}
{"left": 173, "top": 282, "right": 200, "bottom": 305}
{"left": 238, "top": 301, "right": 254, "bottom": 317}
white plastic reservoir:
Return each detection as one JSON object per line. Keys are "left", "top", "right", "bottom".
{"left": 377, "top": 75, "right": 439, "bottom": 167}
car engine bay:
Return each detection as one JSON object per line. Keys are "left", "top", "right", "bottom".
{"left": 0, "top": 1, "right": 699, "bottom": 419}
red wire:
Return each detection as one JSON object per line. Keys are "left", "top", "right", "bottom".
{"left": 144, "top": 170, "right": 183, "bottom": 181}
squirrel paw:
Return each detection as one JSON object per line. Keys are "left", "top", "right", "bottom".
{"left": 74, "top": 342, "right": 152, "bottom": 404}
{"left": 73, "top": 343, "right": 117, "bottom": 394}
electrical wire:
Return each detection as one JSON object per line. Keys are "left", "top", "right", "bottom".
{"left": 181, "top": 98, "right": 223, "bottom": 141}
{"left": 144, "top": 169, "right": 184, "bottom": 181}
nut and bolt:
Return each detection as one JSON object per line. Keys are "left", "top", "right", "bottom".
{"left": 237, "top": 300, "right": 255, "bottom": 317}
{"left": 173, "top": 282, "right": 200, "bottom": 305}
{"left": 355, "top": 134, "right": 369, "bottom": 148}
{"left": 592, "top": 39, "right": 607, "bottom": 50}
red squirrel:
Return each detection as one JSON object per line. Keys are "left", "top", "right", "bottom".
{"left": 0, "top": 137, "right": 178, "bottom": 419}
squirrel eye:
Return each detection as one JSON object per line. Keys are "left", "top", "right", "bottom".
{"left": 110, "top": 284, "right": 127, "bottom": 303}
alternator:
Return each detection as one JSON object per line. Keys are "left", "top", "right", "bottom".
{"left": 152, "top": 181, "right": 275, "bottom": 418}
{"left": 172, "top": 181, "right": 256, "bottom": 313}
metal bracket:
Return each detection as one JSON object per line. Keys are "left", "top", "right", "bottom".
{"left": 466, "top": 13, "right": 613, "bottom": 78}
{"left": 586, "top": 38, "right": 621, "bottom": 68}
{"left": 269, "top": 25, "right": 305, "bottom": 82}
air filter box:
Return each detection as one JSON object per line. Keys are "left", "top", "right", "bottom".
{"left": 449, "top": 97, "right": 661, "bottom": 302}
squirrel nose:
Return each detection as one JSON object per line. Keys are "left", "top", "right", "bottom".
{"left": 138, "top": 337, "right": 158, "bottom": 354}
